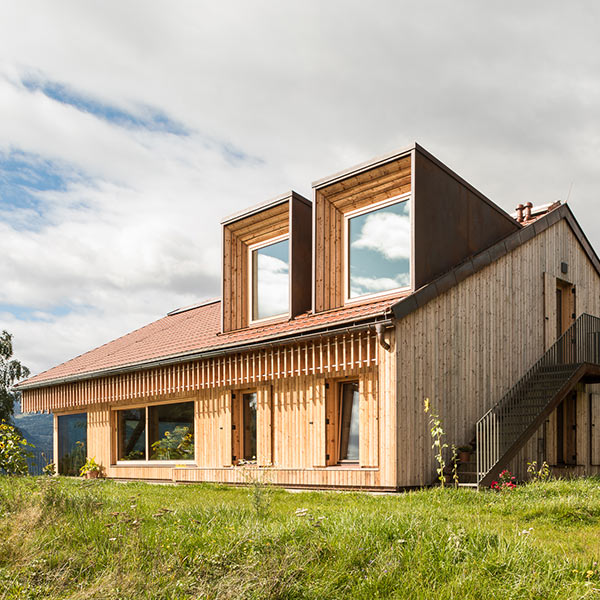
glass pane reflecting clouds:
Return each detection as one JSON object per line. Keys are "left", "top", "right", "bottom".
{"left": 252, "top": 238, "right": 289, "bottom": 320}
{"left": 349, "top": 200, "right": 410, "bottom": 298}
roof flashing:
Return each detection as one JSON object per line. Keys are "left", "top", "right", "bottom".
{"left": 167, "top": 298, "right": 220, "bottom": 316}
{"left": 220, "top": 190, "right": 310, "bottom": 226}
{"left": 312, "top": 143, "right": 416, "bottom": 190}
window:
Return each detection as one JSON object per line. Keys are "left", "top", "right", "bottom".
{"left": 57, "top": 413, "right": 87, "bottom": 475}
{"left": 251, "top": 237, "right": 289, "bottom": 321}
{"left": 118, "top": 408, "right": 145, "bottom": 461}
{"left": 232, "top": 391, "right": 257, "bottom": 463}
{"left": 347, "top": 196, "right": 410, "bottom": 300}
{"left": 339, "top": 382, "right": 360, "bottom": 461}
{"left": 117, "top": 401, "right": 194, "bottom": 462}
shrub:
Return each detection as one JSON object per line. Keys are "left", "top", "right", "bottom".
{"left": 491, "top": 469, "right": 516, "bottom": 492}
{"left": 424, "top": 398, "right": 447, "bottom": 487}
{"left": 79, "top": 456, "right": 102, "bottom": 477}
{"left": 527, "top": 460, "right": 551, "bottom": 483}
{"left": 0, "top": 420, "right": 35, "bottom": 475}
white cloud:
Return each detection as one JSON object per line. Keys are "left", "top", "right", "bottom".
{"left": 255, "top": 254, "right": 289, "bottom": 319}
{"left": 351, "top": 210, "right": 411, "bottom": 260}
{"left": 350, "top": 274, "right": 410, "bottom": 298}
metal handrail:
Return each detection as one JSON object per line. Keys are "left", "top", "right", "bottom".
{"left": 476, "top": 313, "right": 600, "bottom": 484}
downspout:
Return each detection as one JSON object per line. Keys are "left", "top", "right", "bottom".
{"left": 375, "top": 322, "right": 391, "bottom": 351}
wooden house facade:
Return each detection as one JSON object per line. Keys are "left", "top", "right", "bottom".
{"left": 18, "top": 143, "right": 600, "bottom": 489}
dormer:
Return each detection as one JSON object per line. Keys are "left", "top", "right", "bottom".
{"left": 221, "top": 191, "right": 312, "bottom": 333}
{"left": 312, "top": 143, "right": 519, "bottom": 313}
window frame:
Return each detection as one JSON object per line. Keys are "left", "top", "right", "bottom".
{"left": 248, "top": 233, "right": 291, "bottom": 325}
{"left": 343, "top": 193, "right": 412, "bottom": 304}
{"left": 56, "top": 411, "right": 88, "bottom": 476}
{"left": 114, "top": 398, "right": 196, "bottom": 466}
{"left": 231, "top": 388, "right": 258, "bottom": 465}
{"left": 337, "top": 380, "right": 360, "bottom": 464}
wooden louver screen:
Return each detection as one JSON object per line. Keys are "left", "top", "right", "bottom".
{"left": 22, "top": 332, "right": 379, "bottom": 413}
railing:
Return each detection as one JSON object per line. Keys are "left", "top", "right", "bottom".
{"left": 27, "top": 448, "right": 53, "bottom": 476}
{"left": 476, "top": 313, "right": 600, "bottom": 485}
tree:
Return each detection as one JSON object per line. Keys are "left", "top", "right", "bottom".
{"left": 0, "top": 420, "right": 34, "bottom": 475}
{"left": 0, "top": 331, "right": 30, "bottom": 423}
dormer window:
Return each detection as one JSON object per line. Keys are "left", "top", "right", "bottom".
{"left": 250, "top": 236, "right": 290, "bottom": 321}
{"left": 346, "top": 194, "right": 411, "bottom": 300}
{"left": 221, "top": 191, "right": 311, "bottom": 333}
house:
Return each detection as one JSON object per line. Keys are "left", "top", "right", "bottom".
{"left": 17, "top": 143, "right": 600, "bottom": 489}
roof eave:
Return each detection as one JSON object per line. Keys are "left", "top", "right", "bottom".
{"left": 16, "top": 310, "right": 394, "bottom": 391}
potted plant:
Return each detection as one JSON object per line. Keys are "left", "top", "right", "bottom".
{"left": 79, "top": 456, "right": 102, "bottom": 479}
{"left": 458, "top": 444, "right": 473, "bottom": 463}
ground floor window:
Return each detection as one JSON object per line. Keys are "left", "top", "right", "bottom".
{"left": 232, "top": 390, "right": 257, "bottom": 463}
{"left": 339, "top": 381, "right": 360, "bottom": 462}
{"left": 117, "top": 401, "right": 194, "bottom": 462}
{"left": 57, "top": 413, "right": 87, "bottom": 475}
{"left": 325, "top": 380, "right": 362, "bottom": 465}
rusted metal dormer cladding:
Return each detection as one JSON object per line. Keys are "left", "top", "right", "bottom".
{"left": 221, "top": 191, "right": 312, "bottom": 333}
{"left": 311, "top": 143, "right": 520, "bottom": 313}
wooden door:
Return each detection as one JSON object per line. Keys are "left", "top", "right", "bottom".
{"left": 556, "top": 281, "right": 575, "bottom": 362}
{"left": 557, "top": 282, "right": 576, "bottom": 335}
{"left": 556, "top": 391, "right": 577, "bottom": 465}
{"left": 591, "top": 393, "right": 600, "bottom": 466}
{"left": 231, "top": 390, "right": 257, "bottom": 464}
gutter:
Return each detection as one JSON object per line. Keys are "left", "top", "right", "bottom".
{"left": 17, "top": 314, "right": 395, "bottom": 391}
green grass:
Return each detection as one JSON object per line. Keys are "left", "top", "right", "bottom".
{"left": 1, "top": 477, "right": 600, "bottom": 599}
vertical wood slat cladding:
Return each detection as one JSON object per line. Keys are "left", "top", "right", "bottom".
{"left": 256, "top": 386, "right": 272, "bottom": 466}
{"left": 314, "top": 156, "right": 412, "bottom": 313}
{"left": 22, "top": 333, "right": 378, "bottom": 413}
{"left": 74, "top": 359, "right": 388, "bottom": 489}
{"left": 395, "top": 219, "right": 600, "bottom": 486}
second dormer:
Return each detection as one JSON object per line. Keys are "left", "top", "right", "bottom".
{"left": 312, "top": 143, "right": 519, "bottom": 312}
{"left": 221, "top": 191, "right": 312, "bottom": 333}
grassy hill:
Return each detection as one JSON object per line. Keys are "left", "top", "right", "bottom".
{"left": 1, "top": 477, "right": 600, "bottom": 599}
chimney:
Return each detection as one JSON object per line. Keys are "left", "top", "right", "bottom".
{"left": 524, "top": 202, "right": 533, "bottom": 221}
{"left": 515, "top": 204, "right": 524, "bottom": 223}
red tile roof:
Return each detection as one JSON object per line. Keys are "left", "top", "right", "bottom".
{"left": 22, "top": 293, "right": 405, "bottom": 387}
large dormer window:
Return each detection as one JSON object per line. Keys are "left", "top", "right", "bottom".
{"left": 346, "top": 195, "right": 411, "bottom": 300}
{"left": 250, "top": 236, "right": 290, "bottom": 321}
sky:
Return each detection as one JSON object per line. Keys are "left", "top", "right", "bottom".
{"left": 1, "top": 1, "right": 600, "bottom": 377}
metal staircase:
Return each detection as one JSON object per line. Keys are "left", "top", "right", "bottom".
{"left": 476, "top": 313, "right": 600, "bottom": 488}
